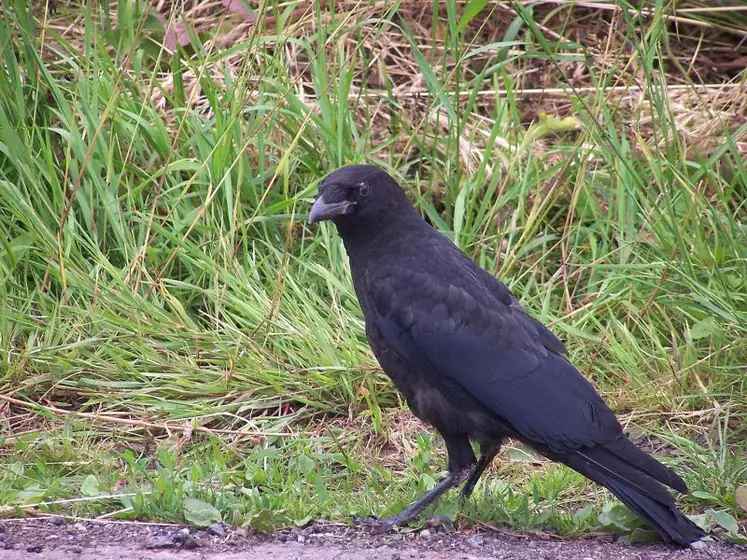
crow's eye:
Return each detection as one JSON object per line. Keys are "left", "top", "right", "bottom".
{"left": 358, "top": 183, "right": 370, "bottom": 198}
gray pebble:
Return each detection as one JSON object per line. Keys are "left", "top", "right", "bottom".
{"left": 207, "top": 523, "right": 227, "bottom": 537}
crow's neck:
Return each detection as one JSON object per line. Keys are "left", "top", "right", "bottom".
{"left": 335, "top": 207, "right": 426, "bottom": 269}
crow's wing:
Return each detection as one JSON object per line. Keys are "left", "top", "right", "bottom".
{"left": 369, "top": 267, "right": 621, "bottom": 453}
{"left": 470, "top": 264, "right": 568, "bottom": 356}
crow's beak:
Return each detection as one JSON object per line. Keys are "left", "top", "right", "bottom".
{"left": 308, "top": 197, "right": 357, "bottom": 224}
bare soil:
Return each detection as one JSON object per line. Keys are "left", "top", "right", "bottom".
{"left": 0, "top": 519, "right": 744, "bottom": 560}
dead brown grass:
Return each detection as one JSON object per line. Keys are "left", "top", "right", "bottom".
{"left": 31, "top": 1, "right": 747, "bottom": 160}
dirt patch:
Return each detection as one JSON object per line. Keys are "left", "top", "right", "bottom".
{"left": 0, "top": 519, "right": 744, "bottom": 560}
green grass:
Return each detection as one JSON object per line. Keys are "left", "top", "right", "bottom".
{"left": 1, "top": 0, "right": 746, "bottom": 543}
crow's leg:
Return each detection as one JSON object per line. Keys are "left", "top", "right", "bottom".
{"left": 371, "top": 434, "right": 475, "bottom": 533}
{"left": 459, "top": 446, "right": 499, "bottom": 501}
{"left": 373, "top": 468, "right": 472, "bottom": 531}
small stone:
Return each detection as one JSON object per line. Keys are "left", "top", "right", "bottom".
{"left": 207, "top": 523, "right": 226, "bottom": 537}
{"left": 182, "top": 536, "right": 200, "bottom": 549}
{"left": 419, "top": 529, "right": 431, "bottom": 539}
{"left": 615, "top": 535, "right": 632, "bottom": 546}
{"left": 689, "top": 539, "right": 707, "bottom": 550}
{"left": 26, "top": 545, "right": 43, "bottom": 553}
{"left": 73, "top": 523, "right": 87, "bottom": 533}
{"left": 466, "top": 535, "right": 483, "bottom": 548}
{"left": 173, "top": 528, "right": 200, "bottom": 549}
{"left": 296, "top": 534, "right": 306, "bottom": 543}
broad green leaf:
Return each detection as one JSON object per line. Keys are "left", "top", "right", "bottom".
{"left": 706, "top": 508, "right": 739, "bottom": 535}
{"left": 690, "top": 317, "right": 717, "bottom": 340}
{"left": 628, "top": 527, "right": 661, "bottom": 543}
{"left": 572, "top": 506, "right": 595, "bottom": 527}
{"left": 598, "top": 502, "right": 640, "bottom": 531}
{"left": 688, "top": 513, "right": 712, "bottom": 532}
{"left": 183, "top": 498, "right": 222, "bottom": 527}
{"left": 81, "top": 474, "right": 100, "bottom": 497}
{"left": 16, "top": 485, "right": 46, "bottom": 505}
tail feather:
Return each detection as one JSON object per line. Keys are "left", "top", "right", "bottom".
{"left": 560, "top": 442, "right": 705, "bottom": 546}
{"left": 603, "top": 437, "right": 688, "bottom": 494}
{"left": 601, "top": 475, "right": 705, "bottom": 546}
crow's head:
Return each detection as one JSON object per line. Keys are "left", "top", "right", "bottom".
{"left": 308, "top": 165, "right": 410, "bottom": 225}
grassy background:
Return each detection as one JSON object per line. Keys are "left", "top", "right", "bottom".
{"left": 1, "top": 0, "right": 746, "bottom": 542}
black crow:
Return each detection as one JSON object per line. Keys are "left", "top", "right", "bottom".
{"left": 308, "top": 164, "right": 705, "bottom": 546}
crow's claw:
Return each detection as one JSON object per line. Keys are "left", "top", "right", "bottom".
{"left": 426, "top": 514, "right": 455, "bottom": 531}
{"left": 369, "top": 518, "right": 397, "bottom": 534}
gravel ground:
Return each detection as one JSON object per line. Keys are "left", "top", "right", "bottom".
{"left": 0, "top": 519, "right": 744, "bottom": 560}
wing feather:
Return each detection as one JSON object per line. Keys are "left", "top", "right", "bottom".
{"left": 370, "top": 271, "right": 620, "bottom": 453}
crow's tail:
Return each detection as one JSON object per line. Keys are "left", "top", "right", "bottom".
{"left": 562, "top": 438, "right": 705, "bottom": 546}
